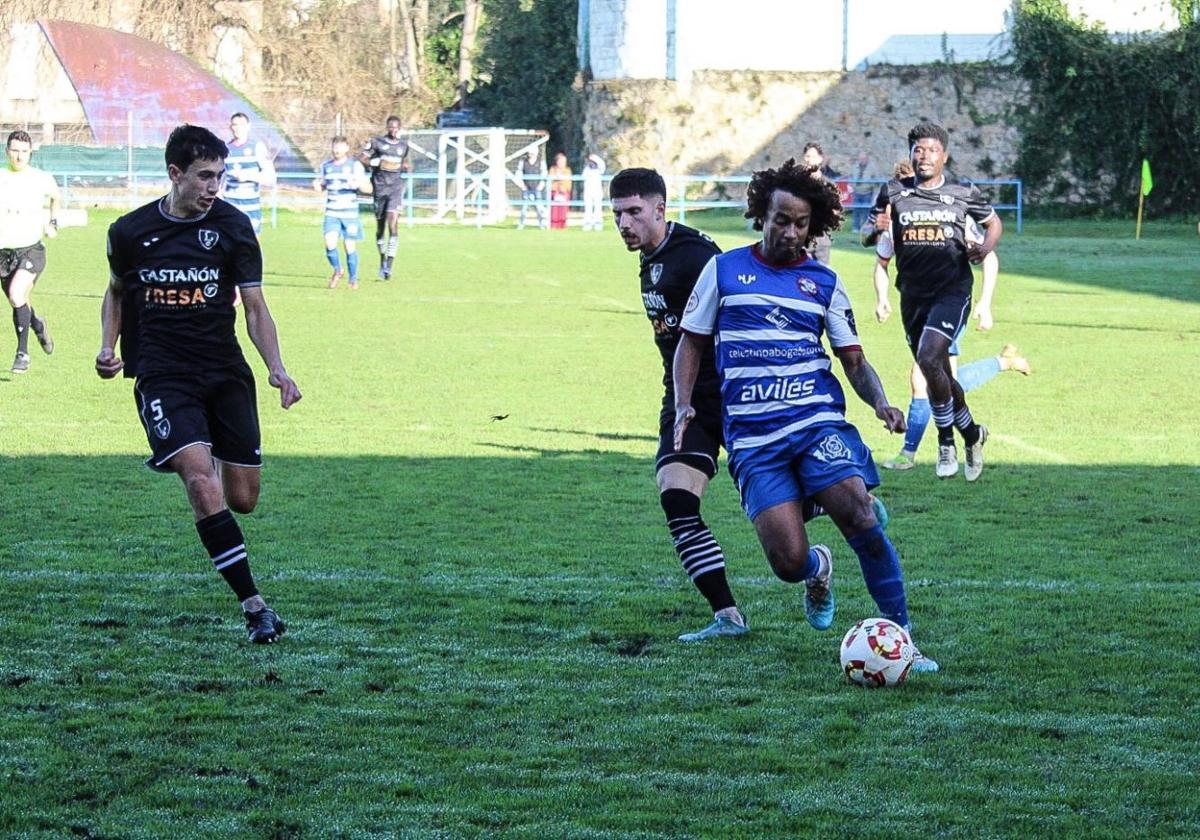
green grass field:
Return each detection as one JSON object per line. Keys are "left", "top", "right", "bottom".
{"left": 2, "top": 209, "right": 1198, "bottom": 838}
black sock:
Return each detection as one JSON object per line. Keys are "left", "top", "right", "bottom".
{"left": 661, "top": 488, "right": 736, "bottom": 613}
{"left": 196, "top": 509, "right": 258, "bottom": 602}
{"left": 12, "top": 304, "right": 31, "bottom": 355}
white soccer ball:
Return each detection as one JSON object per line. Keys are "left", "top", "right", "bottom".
{"left": 839, "top": 618, "right": 915, "bottom": 688}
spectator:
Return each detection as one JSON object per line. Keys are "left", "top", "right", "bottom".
{"left": 515, "top": 147, "right": 547, "bottom": 229}
{"left": 549, "top": 152, "right": 572, "bottom": 230}
{"left": 581, "top": 153, "right": 606, "bottom": 231}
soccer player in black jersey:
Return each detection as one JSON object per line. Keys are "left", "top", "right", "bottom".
{"left": 610, "top": 168, "right": 747, "bottom": 642}
{"left": 359, "top": 116, "right": 411, "bottom": 280}
{"left": 864, "top": 122, "right": 1002, "bottom": 481}
{"left": 95, "top": 124, "right": 302, "bottom": 644}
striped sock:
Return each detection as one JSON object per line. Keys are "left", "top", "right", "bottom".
{"left": 931, "top": 400, "right": 955, "bottom": 446}
{"left": 954, "top": 405, "right": 980, "bottom": 446}
{"left": 196, "top": 509, "right": 258, "bottom": 601}
{"left": 661, "top": 489, "right": 735, "bottom": 612}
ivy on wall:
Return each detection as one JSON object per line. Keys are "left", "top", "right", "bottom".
{"left": 1011, "top": 0, "right": 1200, "bottom": 213}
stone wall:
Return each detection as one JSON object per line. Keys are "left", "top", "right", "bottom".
{"left": 582, "top": 65, "right": 1023, "bottom": 187}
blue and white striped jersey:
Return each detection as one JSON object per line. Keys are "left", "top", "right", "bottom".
{"left": 319, "top": 158, "right": 367, "bottom": 219}
{"left": 224, "top": 139, "right": 272, "bottom": 213}
{"left": 680, "top": 244, "right": 861, "bottom": 453}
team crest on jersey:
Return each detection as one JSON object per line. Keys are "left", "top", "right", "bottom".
{"left": 198, "top": 229, "right": 219, "bottom": 250}
{"left": 812, "top": 433, "right": 852, "bottom": 464}
{"left": 650, "top": 263, "right": 663, "bottom": 285}
{"left": 684, "top": 292, "right": 698, "bottom": 313}
{"left": 154, "top": 419, "right": 171, "bottom": 440}
{"left": 940, "top": 194, "right": 955, "bottom": 205}
{"left": 844, "top": 308, "right": 858, "bottom": 335}
{"left": 797, "top": 277, "right": 818, "bottom": 296}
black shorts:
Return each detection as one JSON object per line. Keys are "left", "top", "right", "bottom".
{"left": 133, "top": 368, "right": 261, "bottom": 473}
{"left": 900, "top": 290, "right": 972, "bottom": 356}
{"left": 373, "top": 186, "right": 406, "bottom": 218}
{"left": 0, "top": 243, "right": 46, "bottom": 287}
{"left": 656, "top": 400, "right": 724, "bottom": 479}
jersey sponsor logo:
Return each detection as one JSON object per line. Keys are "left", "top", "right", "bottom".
{"left": 811, "top": 433, "right": 852, "bottom": 464}
{"left": 665, "top": 313, "right": 679, "bottom": 327}
{"left": 199, "top": 229, "right": 219, "bottom": 249}
{"left": 143, "top": 287, "right": 211, "bottom": 307}
{"left": 141, "top": 236, "right": 160, "bottom": 248}
{"left": 204, "top": 283, "right": 219, "bottom": 299}
{"left": 797, "top": 277, "right": 817, "bottom": 296}
{"left": 684, "top": 292, "right": 698, "bottom": 313}
{"left": 642, "top": 290, "right": 667, "bottom": 311}
{"left": 138, "top": 267, "right": 221, "bottom": 284}
{"left": 843, "top": 308, "right": 858, "bottom": 335}
{"left": 765, "top": 306, "right": 791, "bottom": 329}
{"left": 738, "top": 376, "right": 815, "bottom": 403}
{"left": 650, "top": 263, "right": 663, "bottom": 285}
{"left": 738, "top": 273, "right": 756, "bottom": 285}
{"left": 898, "top": 209, "right": 957, "bottom": 225}
{"left": 902, "top": 227, "right": 948, "bottom": 243}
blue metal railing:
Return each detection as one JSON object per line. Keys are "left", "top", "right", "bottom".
{"left": 41, "top": 169, "right": 1024, "bottom": 233}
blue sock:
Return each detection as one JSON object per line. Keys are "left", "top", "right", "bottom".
{"left": 847, "top": 525, "right": 909, "bottom": 627}
{"left": 346, "top": 251, "right": 359, "bottom": 281}
{"left": 957, "top": 357, "right": 1002, "bottom": 392}
{"left": 325, "top": 248, "right": 340, "bottom": 271}
{"left": 903, "top": 398, "right": 930, "bottom": 454}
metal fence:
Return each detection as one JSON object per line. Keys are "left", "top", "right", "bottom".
{"left": 32, "top": 158, "right": 1024, "bottom": 234}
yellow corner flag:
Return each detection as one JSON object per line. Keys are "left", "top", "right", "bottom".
{"left": 1141, "top": 159, "right": 1153, "bottom": 196}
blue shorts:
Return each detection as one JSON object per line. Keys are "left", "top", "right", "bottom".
{"left": 323, "top": 215, "right": 363, "bottom": 241}
{"left": 731, "top": 421, "right": 880, "bottom": 521}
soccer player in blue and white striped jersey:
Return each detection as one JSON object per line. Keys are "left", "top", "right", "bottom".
{"left": 223, "top": 113, "right": 275, "bottom": 236}
{"left": 673, "top": 159, "right": 938, "bottom": 672}
{"left": 315, "top": 136, "right": 370, "bottom": 290}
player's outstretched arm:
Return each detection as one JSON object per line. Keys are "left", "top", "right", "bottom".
{"left": 240, "top": 286, "right": 301, "bottom": 409}
{"left": 672, "top": 332, "right": 705, "bottom": 451}
{"left": 837, "top": 348, "right": 905, "bottom": 432}
{"left": 873, "top": 259, "right": 892, "bottom": 322}
{"left": 95, "top": 276, "right": 124, "bottom": 378}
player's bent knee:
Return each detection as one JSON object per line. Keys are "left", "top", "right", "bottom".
{"left": 766, "top": 546, "right": 810, "bottom": 583}
{"left": 227, "top": 492, "right": 258, "bottom": 515}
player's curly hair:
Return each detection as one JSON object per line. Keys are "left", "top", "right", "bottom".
{"left": 7, "top": 130, "right": 32, "bottom": 148}
{"left": 907, "top": 121, "right": 949, "bottom": 151}
{"left": 744, "top": 158, "right": 843, "bottom": 238}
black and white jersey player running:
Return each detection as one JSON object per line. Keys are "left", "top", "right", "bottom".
{"left": 610, "top": 167, "right": 745, "bottom": 642}
{"left": 96, "top": 124, "right": 302, "bottom": 644}
{"left": 864, "top": 121, "right": 1002, "bottom": 482}
{"left": 359, "top": 115, "right": 410, "bottom": 280}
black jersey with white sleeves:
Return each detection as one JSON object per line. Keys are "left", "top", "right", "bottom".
{"left": 107, "top": 197, "right": 261, "bottom": 378}
{"left": 869, "top": 175, "right": 995, "bottom": 301}
{"left": 639, "top": 222, "right": 722, "bottom": 396}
